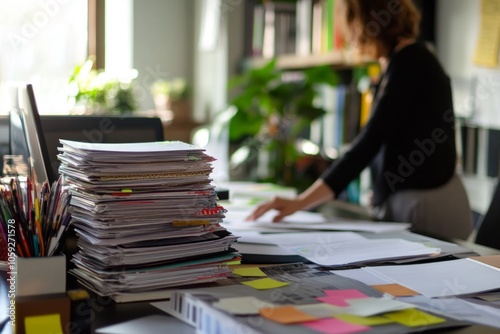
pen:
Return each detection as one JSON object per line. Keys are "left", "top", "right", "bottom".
{"left": 48, "top": 211, "right": 72, "bottom": 256}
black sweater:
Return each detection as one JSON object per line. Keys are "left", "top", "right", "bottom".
{"left": 321, "top": 43, "right": 457, "bottom": 206}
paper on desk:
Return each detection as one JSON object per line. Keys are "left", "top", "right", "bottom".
{"left": 223, "top": 208, "right": 410, "bottom": 233}
{"left": 60, "top": 139, "right": 204, "bottom": 154}
{"left": 364, "top": 258, "right": 500, "bottom": 298}
{"left": 400, "top": 295, "right": 500, "bottom": 329}
{"left": 338, "top": 297, "right": 414, "bottom": 317}
{"left": 330, "top": 268, "right": 392, "bottom": 286}
{"left": 235, "top": 231, "right": 366, "bottom": 245}
{"left": 213, "top": 296, "right": 274, "bottom": 315}
{"left": 280, "top": 238, "right": 440, "bottom": 267}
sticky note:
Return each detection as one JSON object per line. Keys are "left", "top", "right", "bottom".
{"left": 260, "top": 306, "right": 318, "bottom": 324}
{"left": 384, "top": 308, "right": 446, "bottom": 327}
{"left": 241, "top": 278, "right": 289, "bottom": 290}
{"left": 25, "top": 314, "right": 63, "bottom": 334}
{"left": 317, "top": 289, "right": 368, "bottom": 306}
{"left": 334, "top": 314, "right": 394, "bottom": 326}
{"left": 295, "top": 303, "right": 342, "bottom": 318}
{"left": 342, "top": 297, "right": 413, "bottom": 317}
{"left": 232, "top": 267, "right": 267, "bottom": 277}
{"left": 371, "top": 284, "right": 420, "bottom": 297}
{"left": 302, "top": 318, "right": 370, "bottom": 334}
{"left": 213, "top": 296, "right": 274, "bottom": 315}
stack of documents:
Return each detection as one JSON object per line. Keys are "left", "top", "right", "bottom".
{"left": 57, "top": 140, "right": 240, "bottom": 302}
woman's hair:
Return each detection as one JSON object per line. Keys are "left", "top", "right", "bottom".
{"left": 342, "top": 0, "right": 421, "bottom": 54}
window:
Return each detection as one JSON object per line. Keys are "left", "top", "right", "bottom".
{"left": 0, "top": 0, "right": 88, "bottom": 115}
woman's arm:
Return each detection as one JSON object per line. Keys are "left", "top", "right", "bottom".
{"left": 247, "top": 179, "right": 335, "bottom": 222}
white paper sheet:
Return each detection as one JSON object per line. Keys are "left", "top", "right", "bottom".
{"left": 365, "top": 258, "right": 500, "bottom": 298}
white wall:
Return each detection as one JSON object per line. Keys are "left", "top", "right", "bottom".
{"left": 436, "top": 0, "right": 500, "bottom": 121}
{"left": 132, "top": 0, "right": 195, "bottom": 111}
{"left": 436, "top": 0, "right": 500, "bottom": 214}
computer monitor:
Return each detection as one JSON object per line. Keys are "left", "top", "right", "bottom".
{"left": 39, "top": 115, "right": 164, "bottom": 184}
{"left": 9, "top": 84, "right": 53, "bottom": 186}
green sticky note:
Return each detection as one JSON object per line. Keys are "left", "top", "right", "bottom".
{"left": 334, "top": 314, "right": 394, "bottom": 326}
{"left": 25, "top": 314, "right": 63, "bottom": 334}
{"left": 241, "top": 278, "right": 289, "bottom": 290}
{"left": 384, "top": 309, "right": 445, "bottom": 327}
{"left": 232, "top": 267, "right": 267, "bottom": 277}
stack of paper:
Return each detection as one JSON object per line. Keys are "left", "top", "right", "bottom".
{"left": 57, "top": 140, "right": 240, "bottom": 302}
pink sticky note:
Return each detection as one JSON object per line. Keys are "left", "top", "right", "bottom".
{"left": 302, "top": 318, "right": 370, "bottom": 334}
{"left": 316, "top": 289, "right": 368, "bottom": 306}
{"left": 323, "top": 289, "right": 368, "bottom": 299}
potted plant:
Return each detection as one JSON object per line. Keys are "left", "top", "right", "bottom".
{"left": 68, "top": 58, "right": 139, "bottom": 115}
{"left": 227, "top": 59, "right": 339, "bottom": 189}
{"left": 151, "top": 78, "right": 191, "bottom": 123}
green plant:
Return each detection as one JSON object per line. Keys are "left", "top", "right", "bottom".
{"left": 228, "top": 59, "right": 339, "bottom": 188}
{"left": 68, "top": 58, "right": 139, "bottom": 114}
{"left": 151, "top": 78, "right": 189, "bottom": 102}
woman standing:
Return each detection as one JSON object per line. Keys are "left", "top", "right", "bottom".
{"left": 248, "top": 0, "right": 473, "bottom": 240}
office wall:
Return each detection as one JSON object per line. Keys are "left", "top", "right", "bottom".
{"left": 132, "top": 0, "right": 195, "bottom": 111}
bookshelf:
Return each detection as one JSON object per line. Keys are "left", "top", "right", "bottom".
{"left": 458, "top": 119, "right": 500, "bottom": 215}
{"left": 240, "top": 0, "right": 378, "bottom": 206}
{"left": 244, "top": 51, "right": 376, "bottom": 71}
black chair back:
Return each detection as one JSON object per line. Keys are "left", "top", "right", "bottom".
{"left": 475, "top": 180, "right": 500, "bottom": 249}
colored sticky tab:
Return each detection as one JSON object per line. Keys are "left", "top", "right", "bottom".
{"left": 260, "top": 306, "right": 318, "bottom": 324}
{"left": 317, "top": 289, "right": 368, "bottom": 306}
{"left": 232, "top": 267, "right": 267, "bottom": 277}
{"left": 213, "top": 296, "right": 274, "bottom": 315}
{"left": 371, "top": 284, "right": 420, "bottom": 297}
{"left": 241, "top": 278, "right": 289, "bottom": 290}
{"left": 25, "top": 314, "right": 63, "bottom": 334}
{"left": 334, "top": 314, "right": 394, "bottom": 326}
{"left": 384, "top": 309, "right": 446, "bottom": 327}
{"left": 343, "top": 297, "right": 413, "bottom": 317}
{"left": 302, "top": 318, "right": 370, "bottom": 334}
{"left": 295, "top": 303, "right": 342, "bottom": 318}
{"left": 121, "top": 189, "right": 132, "bottom": 193}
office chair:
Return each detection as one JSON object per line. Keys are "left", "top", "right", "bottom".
{"left": 475, "top": 180, "right": 500, "bottom": 250}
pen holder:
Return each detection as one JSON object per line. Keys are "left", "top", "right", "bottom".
{"left": 12, "top": 255, "right": 70, "bottom": 334}
{"left": 15, "top": 255, "right": 66, "bottom": 297}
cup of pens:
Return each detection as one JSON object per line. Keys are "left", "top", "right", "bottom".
{"left": 1, "top": 175, "right": 72, "bottom": 296}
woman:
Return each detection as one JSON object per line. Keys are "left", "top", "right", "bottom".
{"left": 248, "top": 0, "right": 473, "bottom": 240}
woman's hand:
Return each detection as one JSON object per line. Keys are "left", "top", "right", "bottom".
{"left": 246, "top": 197, "right": 302, "bottom": 222}
{"left": 246, "top": 179, "right": 335, "bottom": 223}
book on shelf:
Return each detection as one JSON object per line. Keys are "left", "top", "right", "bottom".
{"left": 246, "top": 0, "right": 346, "bottom": 59}
{"left": 486, "top": 128, "right": 500, "bottom": 178}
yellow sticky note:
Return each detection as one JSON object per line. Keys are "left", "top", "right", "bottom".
{"left": 384, "top": 309, "right": 445, "bottom": 327}
{"left": 241, "top": 278, "right": 289, "bottom": 290}
{"left": 25, "top": 314, "right": 63, "bottom": 334}
{"left": 260, "top": 306, "right": 318, "bottom": 324}
{"left": 334, "top": 314, "right": 394, "bottom": 326}
{"left": 232, "top": 267, "right": 267, "bottom": 277}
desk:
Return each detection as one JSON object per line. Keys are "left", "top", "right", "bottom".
{"left": 2, "top": 204, "right": 500, "bottom": 334}
{"left": 2, "top": 250, "right": 500, "bottom": 333}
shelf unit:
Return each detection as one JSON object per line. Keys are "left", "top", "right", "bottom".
{"left": 244, "top": 51, "right": 377, "bottom": 71}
